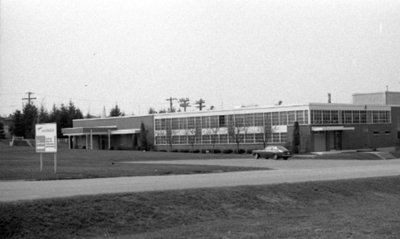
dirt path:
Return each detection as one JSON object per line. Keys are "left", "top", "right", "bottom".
{"left": 1, "top": 159, "right": 400, "bottom": 202}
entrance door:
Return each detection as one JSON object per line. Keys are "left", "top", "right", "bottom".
{"left": 313, "top": 132, "right": 326, "bottom": 152}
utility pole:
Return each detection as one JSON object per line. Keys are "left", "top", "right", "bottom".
{"left": 195, "top": 98, "right": 206, "bottom": 111}
{"left": 166, "top": 97, "right": 177, "bottom": 113}
{"left": 179, "top": 98, "right": 191, "bottom": 112}
{"left": 22, "top": 92, "right": 37, "bottom": 105}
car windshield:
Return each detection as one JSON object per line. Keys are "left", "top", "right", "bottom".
{"left": 276, "top": 146, "right": 287, "bottom": 151}
{"left": 265, "top": 146, "right": 287, "bottom": 151}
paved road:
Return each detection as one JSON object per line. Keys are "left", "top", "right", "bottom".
{"left": 1, "top": 159, "right": 400, "bottom": 202}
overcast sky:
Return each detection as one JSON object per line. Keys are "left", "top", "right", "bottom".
{"left": 1, "top": 0, "right": 400, "bottom": 116}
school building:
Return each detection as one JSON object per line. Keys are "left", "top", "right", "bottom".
{"left": 62, "top": 91, "right": 399, "bottom": 153}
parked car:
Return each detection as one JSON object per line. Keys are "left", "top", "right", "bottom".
{"left": 252, "top": 146, "right": 292, "bottom": 160}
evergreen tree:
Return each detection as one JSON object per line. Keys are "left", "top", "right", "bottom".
{"left": 38, "top": 106, "right": 50, "bottom": 124}
{"left": 139, "top": 122, "right": 148, "bottom": 150}
{"left": 11, "top": 110, "right": 25, "bottom": 137}
{"left": 0, "top": 122, "right": 6, "bottom": 139}
{"left": 148, "top": 107, "right": 157, "bottom": 114}
{"left": 109, "top": 104, "right": 124, "bottom": 117}
{"left": 292, "top": 121, "right": 300, "bottom": 154}
{"left": 22, "top": 104, "right": 38, "bottom": 138}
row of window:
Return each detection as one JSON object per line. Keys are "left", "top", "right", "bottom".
{"left": 155, "top": 133, "right": 287, "bottom": 145}
{"left": 155, "top": 111, "right": 309, "bottom": 131}
{"left": 310, "top": 110, "right": 390, "bottom": 125}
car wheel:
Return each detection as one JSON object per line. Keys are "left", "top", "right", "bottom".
{"left": 254, "top": 154, "right": 260, "bottom": 159}
{"left": 273, "top": 154, "right": 279, "bottom": 160}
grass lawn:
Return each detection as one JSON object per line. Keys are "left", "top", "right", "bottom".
{"left": 0, "top": 144, "right": 259, "bottom": 180}
{"left": 1, "top": 176, "right": 400, "bottom": 239}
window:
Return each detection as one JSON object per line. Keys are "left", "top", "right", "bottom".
{"left": 210, "top": 116, "right": 219, "bottom": 128}
{"left": 210, "top": 135, "right": 219, "bottom": 145}
{"left": 255, "top": 133, "right": 264, "bottom": 143}
{"left": 219, "top": 115, "right": 226, "bottom": 127}
{"left": 172, "top": 136, "right": 179, "bottom": 144}
{"left": 245, "top": 133, "right": 254, "bottom": 143}
{"left": 188, "top": 117, "right": 195, "bottom": 128}
{"left": 322, "top": 111, "right": 331, "bottom": 124}
{"left": 202, "top": 116, "right": 210, "bottom": 128}
{"left": 343, "top": 111, "right": 352, "bottom": 124}
{"left": 272, "top": 112, "right": 279, "bottom": 125}
{"left": 279, "top": 112, "right": 288, "bottom": 125}
{"left": 235, "top": 114, "right": 245, "bottom": 127}
{"left": 264, "top": 113, "right": 272, "bottom": 126}
{"left": 280, "top": 133, "right": 287, "bottom": 143}
{"left": 296, "top": 111, "right": 304, "bottom": 124}
{"left": 360, "top": 111, "right": 367, "bottom": 123}
{"left": 220, "top": 135, "right": 228, "bottom": 144}
{"left": 171, "top": 118, "right": 179, "bottom": 129}
{"left": 272, "top": 133, "right": 280, "bottom": 143}
{"left": 245, "top": 114, "right": 254, "bottom": 127}
{"left": 311, "top": 110, "right": 322, "bottom": 125}
{"left": 155, "top": 119, "right": 161, "bottom": 130}
{"left": 179, "top": 136, "right": 188, "bottom": 144}
{"left": 254, "top": 113, "right": 263, "bottom": 126}
{"left": 288, "top": 111, "right": 296, "bottom": 125}
{"left": 202, "top": 135, "right": 211, "bottom": 144}
{"left": 331, "top": 111, "right": 339, "bottom": 124}
{"left": 353, "top": 111, "right": 360, "bottom": 124}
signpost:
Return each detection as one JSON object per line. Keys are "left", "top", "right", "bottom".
{"left": 35, "top": 123, "right": 58, "bottom": 173}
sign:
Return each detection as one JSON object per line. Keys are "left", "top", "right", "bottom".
{"left": 36, "top": 123, "right": 57, "bottom": 153}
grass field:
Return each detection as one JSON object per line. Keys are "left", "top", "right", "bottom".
{"left": 0, "top": 144, "right": 261, "bottom": 180}
{"left": 1, "top": 176, "right": 400, "bottom": 239}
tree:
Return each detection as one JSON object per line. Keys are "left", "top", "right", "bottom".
{"left": 262, "top": 125, "right": 273, "bottom": 148}
{"left": 148, "top": 107, "right": 157, "bottom": 114}
{"left": 109, "top": 104, "right": 124, "bottom": 117}
{"left": 22, "top": 103, "right": 38, "bottom": 138}
{"left": 139, "top": 122, "right": 148, "bottom": 150}
{"left": 11, "top": 110, "right": 25, "bottom": 137}
{"left": 38, "top": 105, "right": 50, "bottom": 124}
{"left": 210, "top": 127, "right": 219, "bottom": 153}
{"left": 0, "top": 122, "right": 6, "bottom": 139}
{"left": 292, "top": 121, "right": 300, "bottom": 154}
{"left": 228, "top": 115, "right": 247, "bottom": 153}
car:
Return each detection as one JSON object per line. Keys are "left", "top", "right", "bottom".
{"left": 252, "top": 145, "right": 292, "bottom": 160}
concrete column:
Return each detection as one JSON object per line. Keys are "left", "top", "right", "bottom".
{"left": 90, "top": 130, "right": 93, "bottom": 150}
{"left": 86, "top": 134, "right": 89, "bottom": 150}
{"left": 68, "top": 136, "right": 71, "bottom": 149}
{"left": 108, "top": 130, "right": 111, "bottom": 150}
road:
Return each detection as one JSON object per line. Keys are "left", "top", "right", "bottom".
{"left": 1, "top": 159, "right": 400, "bottom": 202}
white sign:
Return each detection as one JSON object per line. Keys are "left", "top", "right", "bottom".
{"left": 35, "top": 123, "right": 57, "bottom": 153}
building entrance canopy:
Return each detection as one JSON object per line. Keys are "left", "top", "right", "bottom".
{"left": 311, "top": 126, "right": 355, "bottom": 132}
{"left": 62, "top": 126, "right": 118, "bottom": 136}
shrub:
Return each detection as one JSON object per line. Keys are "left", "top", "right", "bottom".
{"left": 171, "top": 149, "right": 179, "bottom": 153}
{"left": 246, "top": 149, "right": 253, "bottom": 154}
{"left": 179, "top": 149, "right": 190, "bottom": 153}
{"left": 236, "top": 149, "right": 246, "bottom": 154}
{"left": 222, "top": 149, "right": 233, "bottom": 154}
{"left": 201, "top": 149, "right": 211, "bottom": 154}
{"left": 193, "top": 149, "right": 200, "bottom": 153}
{"left": 213, "top": 149, "right": 221, "bottom": 154}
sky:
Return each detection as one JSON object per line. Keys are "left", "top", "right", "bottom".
{"left": 1, "top": 0, "right": 400, "bottom": 117}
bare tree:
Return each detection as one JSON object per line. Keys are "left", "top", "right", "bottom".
{"left": 186, "top": 127, "right": 197, "bottom": 152}
{"left": 228, "top": 115, "right": 247, "bottom": 153}
{"left": 210, "top": 127, "right": 220, "bottom": 153}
